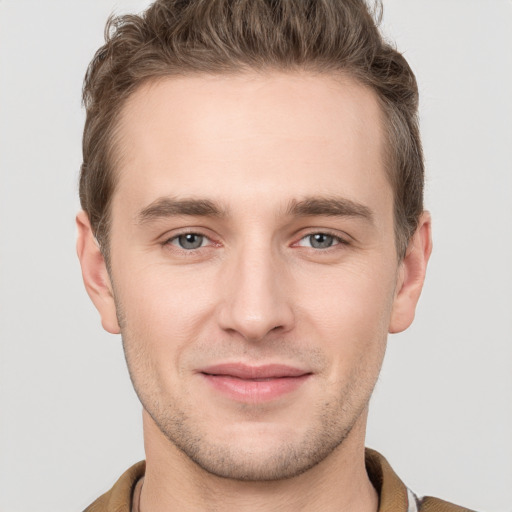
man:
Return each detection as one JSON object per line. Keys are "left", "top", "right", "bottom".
{"left": 76, "top": 0, "right": 473, "bottom": 510}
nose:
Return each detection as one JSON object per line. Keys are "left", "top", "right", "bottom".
{"left": 217, "top": 242, "right": 295, "bottom": 342}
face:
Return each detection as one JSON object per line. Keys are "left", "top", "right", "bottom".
{"left": 78, "top": 72, "right": 430, "bottom": 481}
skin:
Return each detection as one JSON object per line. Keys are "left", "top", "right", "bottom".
{"left": 77, "top": 72, "right": 432, "bottom": 511}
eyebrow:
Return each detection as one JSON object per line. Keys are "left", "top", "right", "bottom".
{"left": 137, "top": 197, "right": 226, "bottom": 224}
{"left": 136, "top": 195, "right": 373, "bottom": 224}
{"left": 286, "top": 196, "right": 374, "bottom": 222}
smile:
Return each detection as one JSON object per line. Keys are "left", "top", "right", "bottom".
{"left": 198, "top": 363, "right": 312, "bottom": 402}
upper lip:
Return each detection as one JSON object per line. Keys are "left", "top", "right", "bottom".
{"left": 199, "top": 363, "right": 310, "bottom": 379}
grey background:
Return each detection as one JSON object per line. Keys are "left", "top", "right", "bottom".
{"left": 0, "top": 1, "right": 511, "bottom": 510}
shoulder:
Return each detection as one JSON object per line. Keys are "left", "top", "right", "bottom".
{"left": 419, "top": 496, "right": 477, "bottom": 512}
{"left": 365, "top": 448, "right": 477, "bottom": 512}
{"left": 83, "top": 461, "right": 146, "bottom": 512}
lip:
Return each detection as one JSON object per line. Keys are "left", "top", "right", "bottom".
{"left": 198, "top": 363, "right": 312, "bottom": 402}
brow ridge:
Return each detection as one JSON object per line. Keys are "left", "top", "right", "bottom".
{"left": 137, "top": 195, "right": 373, "bottom": 224}
{"left": 286, "top": 196, "right": 374, "bottom": 221}
{"left": 137, "top": 197, "right": 226, "bottom": 223}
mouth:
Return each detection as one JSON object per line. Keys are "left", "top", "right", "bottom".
{"left": 198, "top": 363, "right": 312, "bottom": 402}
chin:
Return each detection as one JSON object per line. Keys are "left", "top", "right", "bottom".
{"left": 181, "top": 440, "right": 343, "bottom": 482}
{"left": 152, "top": 407, "right": 358, "bottom": 482}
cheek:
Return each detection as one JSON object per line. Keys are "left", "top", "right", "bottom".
{"left": 296, "top": 262, "right": 396, "bottom": 367}
{"left": 114, "top": 262, "right": 217, "bottom": 368}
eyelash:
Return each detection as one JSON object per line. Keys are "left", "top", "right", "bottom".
{"left": 162, "top": 230, "right": 349, "bottom": 252}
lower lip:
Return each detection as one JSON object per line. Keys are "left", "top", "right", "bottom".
{"left": 201, "top": 373, "right": 311, "bottom": 402}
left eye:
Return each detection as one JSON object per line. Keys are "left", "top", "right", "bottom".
{"left": 169, "top": 233, "right": 209, "bottom": 250}
{"left": 297, "top": 233, "right": 341, "bottom": 249}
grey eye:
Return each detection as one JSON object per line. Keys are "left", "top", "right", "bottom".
{"left": 308, "top": 233, "right": 335, "bottom": 249}
{"left": 176, "top": 233, "right": 205, "bottom": 250}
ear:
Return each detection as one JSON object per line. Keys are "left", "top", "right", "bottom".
{"left": 76, "top": 211, "right": 120, "bottom": 334}
{"left": 389, "top": 211, "right": 433, "bottom": 334}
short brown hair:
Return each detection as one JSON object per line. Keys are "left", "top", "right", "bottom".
{"left": 80, "top": 0, "right": 423, "bottom": 258}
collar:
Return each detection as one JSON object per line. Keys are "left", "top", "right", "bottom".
{"left": 85, "top": 449, "right": 413, "bottom": 512}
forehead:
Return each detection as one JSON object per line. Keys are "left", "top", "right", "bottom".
{"left": 113, "top": 71, "right": 391, "bottom": 220}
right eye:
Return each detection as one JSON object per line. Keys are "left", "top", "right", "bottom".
{"left": 167, "top": 233, "right": 210, "bottom": 250}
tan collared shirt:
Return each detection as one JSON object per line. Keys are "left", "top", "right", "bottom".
{"left": 83, "top": 449, "right": 475, "bottom": 512}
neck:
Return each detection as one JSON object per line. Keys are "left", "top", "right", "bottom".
{"left": 139, "top": 411, "right": 378, "bottom": 512}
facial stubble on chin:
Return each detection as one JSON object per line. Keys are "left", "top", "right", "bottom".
{"left": 120, "top": 338, "right": 377, "bottom": 482}
{"left": 146, "top": 389, "right": 367, "bottom": 482}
